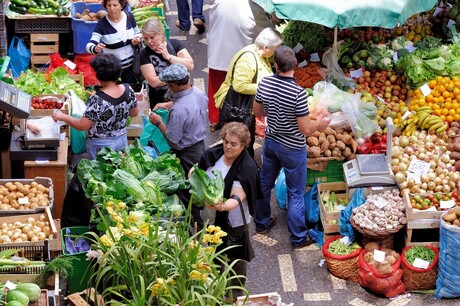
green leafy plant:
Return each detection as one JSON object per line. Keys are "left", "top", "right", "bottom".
{"left": 85, "top": 201, "right": 245, "bottom": 305}
{"left": 189, "top": 165, "right": 224, "bottom": 207}
{"left": 34, "top": 256, "right": 76, "bottom": 288}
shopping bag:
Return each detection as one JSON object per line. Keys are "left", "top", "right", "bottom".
{"left": 69, "top": 90, "right": 87, "bottom": 155}
{"left": 7, "top": 36, "right": 30, "bottom": 78}
{"left": 275, "top": 168, "right": 287, "bottom": 210}
{"left": 304, "top": 182, "right": 319, "bottom": 224}
{"left": 140, "top": 109, "right": 170, "bottom": 154}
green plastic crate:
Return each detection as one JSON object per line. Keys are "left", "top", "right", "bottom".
{"left": 61, "top": 226, "right": 92, "bottom": 294}
{"left": 306, "top": 159, "right": 345, "bottom": 185}
{"left": 149, "top": 7, "right": 169, "bottom": 39}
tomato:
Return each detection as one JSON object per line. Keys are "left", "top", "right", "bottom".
{"left": 453, "top": 192, "right": 458, "bottom": 199}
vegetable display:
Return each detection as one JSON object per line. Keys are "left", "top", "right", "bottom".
{"left": 0, "top": 215, "right": 54, "bottom": 243}
{"left": 0, "top": 181, "right": 50, "bottom": 211}
{"left": 351, "top": 189, "right": 407, "bottom": 232}
{"left": 189, "top": 165, "right": 224, "bottom": 207}
{"left": 132, "top": 5, "right": 165, "bottom": 28}
{"left": 442, "top": 206, "right": 460, "bottom": 226}
{"left": 306, "top": 127, "right": 357, "bottom": 159}
{"left": 328, "top": 239, "right": 360, "bottom": 255}
{"left": 8, "top": 0, "right": 71, "bottom": 16}
{"left": 77, "top": 140, "right": 187, "bottom": 218}
{"left": 362, "top": 243, "right": 400, "bottom": 275}
{"left": 404, "top": 245, "right": 436, "bottom": 266}
{"left": 320, "top": 190, "right": 348, "bottom": 213}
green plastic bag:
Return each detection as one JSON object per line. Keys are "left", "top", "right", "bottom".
{"left": 69, "top": 91, "right": 87, "bottom": 155}
{"left": 140, "top": 109, "right": 170, "bottom": 154}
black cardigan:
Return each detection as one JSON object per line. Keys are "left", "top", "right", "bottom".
{"left": 198, "top": 144, "right": 261, "bottom": 231}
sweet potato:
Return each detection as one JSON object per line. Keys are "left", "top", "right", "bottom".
{"left": 326, "top": 134, "right": 336, "bottom": 144}
{"left": 332, "top": 147, "right": 341, "bottom": 157}
{"left": 318, "top": 132, "right": 326, "bottom": 144}
{"left": 341, "top": 134, "right": 353, "bottom": 146}
{"left": 342, "top": 147, "right": 352, "bottom": 158}
{"left": 324, "top": 126, "right": 336, "bottom": 136}
{"left": 336, "top": 140, "right": 346, "bottom": 151}
{"left": 443, "top": 213, "right": 457, "bottom": 223}
{"left": 308, "top": 147, "right": 321, "bottom": 158}
{"left": 320, "top": 140, "right": 329, "bottom": 153}
{"left": 324, "top": 149, "right": 332, "bottom": 157}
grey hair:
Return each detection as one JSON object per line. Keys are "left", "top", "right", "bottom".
{"left": 142, "top": 18, "right": 165, "bottom": 36}
{"left": 254, "top": 28, "right": 283, "bottom": 49}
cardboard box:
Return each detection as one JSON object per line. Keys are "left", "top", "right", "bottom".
{"left": 66, "top": 288, "right": 104, "bottom": 306}
{"left": 236, "top": 292, "right": 281, "bottom": 306}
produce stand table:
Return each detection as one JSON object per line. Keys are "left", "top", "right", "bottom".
{"left": 24, "top": 137, "right": 68, "bottom": 219}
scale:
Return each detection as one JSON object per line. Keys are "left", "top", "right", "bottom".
{"left": 343, "top": 117, "right": 396, "bottom": 187}
{"left": 0, "top": 81, "right": 59, "bottom": 160}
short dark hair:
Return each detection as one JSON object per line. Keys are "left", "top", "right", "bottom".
{"left": 90, "top": 53, "right": 122, "bottom": 82}
{"left": 103, "top": 0, "right": 127, "bottom": 10}
{"left": 274, "top": 45, "right": 297, "bottom": 73}
{"left": 168, "top": 75, "right": 190, "bottom": 86}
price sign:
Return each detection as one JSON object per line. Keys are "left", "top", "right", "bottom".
{"left": 64, "top": 60, "right": 76, "bottom": 70}
{"left": 420, "top": 84, "right": 431, "bottom": 96}
{"left": 5, "top": 281, "right": 16, "bottom": 290}
{"left": 393, "top": 52, "right": 398, "bottom": 63}
{"left": 448, "top": 19, "right": 457, "bottom": 28}
{"left": 408, "top": 159, "right": 430, "bottom": 175}
{"left": 405, "top": 44, "right": 417, "bottom": 53}
{"left": 413, "top": 258, "right": 430, "bottom": 269}
{"left": 350, "top": 69, "right": 363, "bottom": 78}
{"left": 18, "top": 197, "right": 29, "bottom": 205}
{"left": 401, "top": 110, "right": 412, "bottom": 120}
{"left": 373, "top": 249, "right": 386, "bottom": 263}
{"left": 406, "top": 171, "right": 421, "bottom": 184}
{"left": 440, "top": 199, "right": 456, "bottom": 209}
{"left": 377, "top": 96, "right": 385, "bottom": 102}
{"left": 310, "top": 53, "right": 320, "bottom": 62}
{"left": 433, "top": 7, "right": 443, "bottom": 16}
{"left": 298, "top": 60, "right": 308, "bottom": 67}
{"left": 293, "top": 43, "right": 303, "bottom": 53}
{"left": 374, "top": 199, "right": 389, "bottom": 209}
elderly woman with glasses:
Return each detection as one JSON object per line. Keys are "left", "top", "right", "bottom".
{"left": 140, "top": 18, "right": 194, "bottom": 109}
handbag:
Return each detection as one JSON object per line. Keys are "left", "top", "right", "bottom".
{"left": 127, "top": 12, "right": 145, "bottom": 83}
{"left": 219, "top": 51, "right": 258, "bottom": 127}
{"left": 224, "top": 195, "right": 254, "bottom": 262}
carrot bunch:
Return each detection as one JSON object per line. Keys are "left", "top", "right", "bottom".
{"left": 294, "top": 62, "right": 324, "bottom": 89}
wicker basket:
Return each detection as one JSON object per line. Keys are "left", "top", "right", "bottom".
{"left": 350, "top": 215, "right": 405, "bottom": 249}
{"left": 401, "top": 246, "right": 438, "bottom": 291}
{"left": 322, "top": 235, "right": 362, "bottom": 283}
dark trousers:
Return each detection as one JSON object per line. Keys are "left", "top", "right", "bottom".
{"left": 172, "top": 140, "right": 205, "bottom": 231}
{"left": 247, "top": 116, "right": 256, "bottom": 158}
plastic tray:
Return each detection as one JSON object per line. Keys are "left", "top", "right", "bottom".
{"left": 306, "top": 159, "right": 345, "bottom": 185}
{"left": 0, "top": 177, "right": 54, "bottom": 215}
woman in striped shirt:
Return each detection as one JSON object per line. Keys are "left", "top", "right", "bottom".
{"left": 86, "top": 0, "right": 143, "bottom": 91}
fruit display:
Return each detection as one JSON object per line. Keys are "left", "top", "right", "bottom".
{"left": 31, "top": 96, "right": 65, "bottom": 110}
{"left": 397, "top": 106, "right": 448, "bottom": 136}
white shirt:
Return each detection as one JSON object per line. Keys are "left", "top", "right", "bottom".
{"left": 207, "top": 0, "right": 271, "bottom": 71}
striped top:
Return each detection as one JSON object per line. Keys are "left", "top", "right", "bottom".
{"left": 86, "top": 11, "right": 140, "bottom": 68}
{"left": 255, "top": 74, "right": 309, "bottom": 149}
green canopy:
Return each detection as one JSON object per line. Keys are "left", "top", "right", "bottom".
{"left": 253, "top": 0, "right": 438, "bottom": 29}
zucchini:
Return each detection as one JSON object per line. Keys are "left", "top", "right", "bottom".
{"left": 27, "top": 6, "right": 54, "bottom": 14}
{"left": 9, "top": 3, "right": 28, "bottom": 13}
{"left": 44, "top": 0, "right": 60, "bottom": 9}
{"left": 10, "top": 0, "right": 30, "bottom": 7}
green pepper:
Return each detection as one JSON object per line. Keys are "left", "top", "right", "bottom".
{"left": 27, "top": 7, "right": 54, "bottom": 14}
{"left": 341, "top": 55, "right": 351, "bottom": 65}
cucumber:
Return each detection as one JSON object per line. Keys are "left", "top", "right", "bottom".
{"left": 27, "top": 6, "right": 54, "bottom": 14}
{"left": 9, "top": 3, "right": 27, "bottom": 13}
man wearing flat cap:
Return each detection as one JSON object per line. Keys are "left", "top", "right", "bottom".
{"left": 149, "top": 63, "right": 208, "bottom": 228}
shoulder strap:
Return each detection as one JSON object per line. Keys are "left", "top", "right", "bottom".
{"left": 230, "top": 195, "right": 248, "bottom": 227}
{"left": 229, "top": 51, "right": 259, "bottom": 85}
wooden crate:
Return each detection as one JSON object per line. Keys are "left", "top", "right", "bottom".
{"left": 0, "top": 208, "right": 58, "bottom": 247}
{"left": 30, "top": 33, "right": 59, "bottom": 67}
{"left": 403, "top": 190, "right": 441, "bottom": 247}
{"left": 66, "top": 288, "right": 104, "bottom": 306}
{"left": 318, "top": 182, "right": 349, "bottom": 234}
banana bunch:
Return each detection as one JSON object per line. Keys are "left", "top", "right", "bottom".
{"left": 416, "top": 106, "right": 448, "bottom": 134}
{"left": 399, "top": 111, "right": 419, "bottom": 136}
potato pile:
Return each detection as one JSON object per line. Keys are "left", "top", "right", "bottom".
{"left": 0, "top": 215, "right": 53, "bottom": 243}
{"left": 74, "top": 9, "right": 107, "bottom": 21}
{"left": 307, "top": 127, "right": 358, "bottom": 159}
{"left": 442, "top": 207, "right": 460, "bottom": 226}
{"left": 363, "top": 242, "right": 400, "bottom": 274}
{"left": 0, "top": 181, "right": 50, "bottom": 211}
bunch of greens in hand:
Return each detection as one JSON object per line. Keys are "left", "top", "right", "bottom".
{"left": 189, "top": 165, "right": 224, "bottom": 207}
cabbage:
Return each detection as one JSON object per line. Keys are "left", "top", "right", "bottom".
{"left": 121, "top": 155, "right": 144, "bottom": 179}
{"left": 113, "top": 169, "right": 148, "bottom": 203}
{"left": 189, "top": 166, "right": 224, "bottom": 207}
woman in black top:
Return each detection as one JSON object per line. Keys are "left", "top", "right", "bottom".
{"left": 139, "top": 19, "right": 194, "bottom": 108}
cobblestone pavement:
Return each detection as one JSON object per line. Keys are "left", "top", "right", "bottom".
{"left": 164, "top": 1, "right": 459, "bottom": 304}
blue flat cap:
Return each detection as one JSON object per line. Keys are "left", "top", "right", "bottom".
{"left": 159, "top": 63, "right": 189, "bottom": 82}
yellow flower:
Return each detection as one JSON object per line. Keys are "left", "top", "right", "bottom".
{"left": 166, "top": 277, "right": 176, "bottom": 285}
{"left": 202, "top": 233, "right": 213, "bottom": 244}
{"left": 212, "top": 236, "right": 223, "bottom": 244}
{"left": 204, "top": 246, "right": 215, "bottom": 253}
{"left": 149, "top": 278, "right": 166, "bottom": 297}
{"left": 113, "top": 215, "right": 123, "bottom": 224}
{"left": 207, "top": 225, "right": 221, "bottom": 233}
{"left": 189, "top": 270, "right": 202, "bottom": 280}
{"left": 105, "top": 201, "right": 114, "bottom": 208}
{"left": 100, "top": 235, "right": 113, "bottom": 247}
{"left": 106, "top": 206, "right": 115, "bottom": 216}
{"left": 200, "top": 273, "right": 208, "bottom": 282}
{"left": 117, "top": 201, "right": 127, "bottom": 210}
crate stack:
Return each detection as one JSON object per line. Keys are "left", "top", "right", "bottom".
{"left": 0, "top": 2, "right": 6, "bottom": 57}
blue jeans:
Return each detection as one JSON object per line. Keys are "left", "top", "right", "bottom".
{"left": 86, "top": 133, "right": 127, "bottom": 160}
{"left": 176, "top": 0, "right": 205, "bottom": 30}
{"left": 255, "top": 138, "right": 308, "bottom": 244}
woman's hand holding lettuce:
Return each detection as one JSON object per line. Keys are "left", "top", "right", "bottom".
{"left": 189, "top": 165, "right": 224, "bottom": 207}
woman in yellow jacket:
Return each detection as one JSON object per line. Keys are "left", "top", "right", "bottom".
{"left": 214, "top": 27, "right": 283, "bottom": 157}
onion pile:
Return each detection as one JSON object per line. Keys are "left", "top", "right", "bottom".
{"left": 391, "top": 130, "right": 460, "bottom": 194}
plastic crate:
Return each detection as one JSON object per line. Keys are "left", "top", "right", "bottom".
{"left": 71, "top": 2, "right": 105, "bottom": 54}
{"left": 15, "top": 18, "right": 71, "bottom": 33}
{"left": 306, "top": 159, "right": 345, "bottom": 185}
{"left": 61, "top": 226, "right": 93, "bottom": 294}
{"left": 0, "top": 241, "right": 50, "bottom": 275}
{"left": 150, "top": 7, "right": 169, "bottom": 39}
